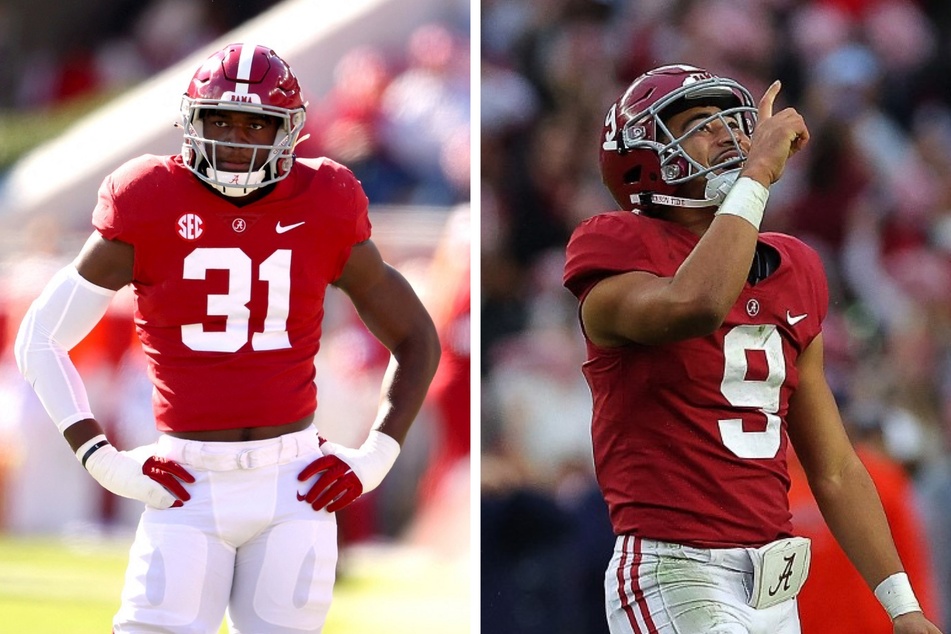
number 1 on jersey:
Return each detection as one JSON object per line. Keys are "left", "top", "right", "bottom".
{"left": 181, "top": 247, "right": 292, "bottom": 352}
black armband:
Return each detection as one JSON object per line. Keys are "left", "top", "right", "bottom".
{"left": 80, "top": 439, "right": 111, "bottom": 469}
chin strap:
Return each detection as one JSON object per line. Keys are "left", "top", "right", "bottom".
{"left": 205, "top": 166, "right": 267, "bottom": 197}
{"left": 632, "top": 169, "right": 742, "bottom": 210}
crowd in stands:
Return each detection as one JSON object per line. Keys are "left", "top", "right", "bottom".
{"left": 481, "top": 0, "right": 951, "bottom": 631}
{"left": 0, "top": 0, "right": 280, "bottom": 110}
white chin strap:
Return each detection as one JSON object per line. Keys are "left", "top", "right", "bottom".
{"left": 205, "top": 166, "right": 267, "bottom": 197}
{"left": 633, "top": 169, "right": 742, "bottom": 209}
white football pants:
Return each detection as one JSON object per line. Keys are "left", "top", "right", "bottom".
{"left": 113, "top": 429, "right": 336, "bottom": 634}
{"left": 606, "top": 535, "right": 801, "bottom": 634}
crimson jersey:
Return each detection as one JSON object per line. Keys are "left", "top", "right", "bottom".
{"left": 93, "top": 154, "right": 371, "bottom": 433}
{"left": 564, "top": 212, "right": 828, "bottom": 548}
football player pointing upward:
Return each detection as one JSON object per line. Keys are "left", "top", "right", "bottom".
{"left": 15, "top": 43, "right": 440, "bottom": 633}
{"left": 564, "top": 65, "right": 942, "bottom": 634}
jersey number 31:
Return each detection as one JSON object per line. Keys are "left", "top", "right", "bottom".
{"left": 181, "top": 247, "right": 292, "bottom": 353}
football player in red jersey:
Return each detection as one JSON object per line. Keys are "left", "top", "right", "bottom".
{"left": 563, "top": 64, "right": 942, "bottom": 634}
{"left": 14, "top": 43, "right": 440, "bottom": 633}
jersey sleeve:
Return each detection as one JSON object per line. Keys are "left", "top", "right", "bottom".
{"left": 315, "top": 158, "right": 372, "bottom": 282}
{"left": 92, "top": 171, "right": 123, "bottom": 240}
{"left": 307, "top": 156, "right": 372, "bottom": 243}
{"left": 563, "top": 212, "right": 657, "bottom": 301}
{"left": 351, "top": 172, "right": 371, "bottom": 244}
{"left": 91, "top": 155, "right": 167, "bottom": 243}
{"left": 770, "top": 233, "right": 830, "bottom": 326}
{"left": 764, "top": 232, "right": 830, "bottom": 349}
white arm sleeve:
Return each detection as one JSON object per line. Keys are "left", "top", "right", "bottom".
{"left": 13, "top": 265, "right": 117, "bottom": 432}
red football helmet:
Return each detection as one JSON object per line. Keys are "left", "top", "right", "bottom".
{"left": 599, "top": 64, "right": 757, "bottom": 211}
{"left": 180, "top": 43, "right": 307, "bottom": 196}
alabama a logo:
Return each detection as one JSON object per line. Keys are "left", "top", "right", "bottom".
{"left": 768, "top": 553, "right": 797, "bottom": 596}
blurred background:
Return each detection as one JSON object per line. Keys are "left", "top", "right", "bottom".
{"left": 0, "top": 0, "right": 470, "bottom": 632}
{"left": 481, "top": 0, "right": 951, "bottom": 632}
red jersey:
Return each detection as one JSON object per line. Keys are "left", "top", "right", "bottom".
{"left": 564, "top": 212, "right": 828, "bottom": 547}
{"left": 93, "top": 154, "right": 371, "bottom": 432}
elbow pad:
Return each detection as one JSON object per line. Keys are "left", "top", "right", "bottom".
{"left": 14, "top": 266, "right": 117, "bottom": 432}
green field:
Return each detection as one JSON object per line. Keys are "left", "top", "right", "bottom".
{"left": 0, "top": 533, "right": 469, "bottom": 633}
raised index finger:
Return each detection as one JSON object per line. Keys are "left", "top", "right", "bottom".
{"left": 758, "top": 80, "right": 782, "bottom": 121}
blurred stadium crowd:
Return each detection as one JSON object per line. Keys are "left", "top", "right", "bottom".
{"left": 481, "top": 0, "right": 951, "bottom": 632}
{"left": 0, "top": 0, "right": 470, "bottom": 562}
{"left": 0, "top": 0, "right": 471, "bottom": 203}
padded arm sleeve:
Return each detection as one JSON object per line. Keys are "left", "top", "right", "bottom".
{"left": 13, "top": 265, "right": 117, "bottom": 432}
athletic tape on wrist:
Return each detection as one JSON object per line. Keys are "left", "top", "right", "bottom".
{"left": 874, "top": 572, "right": 921, "bottom": 619}
{"left": 714, "top": 176, "right": 769, "bottom": 230}
{"left": 322, "top": 430, "right": 401, "bottom": 494}
{"left": 76, "top": 434, "right": 111, "bottom": 469}
{"left": 355, "top": 430, "right": 401, "bottom": 493}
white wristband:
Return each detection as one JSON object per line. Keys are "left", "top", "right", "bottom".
{"left": 874, "top": 572, "right": 921, "bottom": 620}
{"left": 714, "top": 176, "right": 769, "bottom": 230}
{"left": 320, "top": 430, "right": 401, "bottom": 493}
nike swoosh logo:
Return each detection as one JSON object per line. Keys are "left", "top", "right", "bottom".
{"left": 786, "top": 311, "right": 808, "bottom": 326}
{"left": 276, "top": 221, "right": 305, "bottom": 234}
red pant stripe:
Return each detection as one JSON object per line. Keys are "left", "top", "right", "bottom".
{"left": 626, "top": 536, "right": 659, "bottom": 633}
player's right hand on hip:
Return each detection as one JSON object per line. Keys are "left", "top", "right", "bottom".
{"left": 85, "top": 444, "right": 195, "bottom": 509}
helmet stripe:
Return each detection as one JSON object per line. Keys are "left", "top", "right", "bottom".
{"left": 234, "top": 44, "right": 259, "bottom": 94}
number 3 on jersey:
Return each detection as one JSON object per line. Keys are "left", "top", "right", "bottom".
{"left": 181, "top": 247, "right": 292, "bottom": 353}
{"left": 719, "top": 325, "right": 786, "bottom": 459}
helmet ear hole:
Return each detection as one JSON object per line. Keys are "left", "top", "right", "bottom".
{"left": 623, "top": 166, "right": 641, "bottom": 184}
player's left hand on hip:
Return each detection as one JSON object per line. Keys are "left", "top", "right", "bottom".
{"left": 296, "top": 430, "right": 400, "bottom": 513}
{"left": 296, "top": 453, "right": 364, "bottom": 512}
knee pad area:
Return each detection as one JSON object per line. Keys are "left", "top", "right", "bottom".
{"left": 227, "top": 519, "right": 337, "bottom": 633}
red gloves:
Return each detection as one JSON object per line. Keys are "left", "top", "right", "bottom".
{"left": 142, "top": 456, "right": 195, "bottom": 508}
{"left": 79, "top": 435, "right": 195, "bottom": 510}
{"left": 297, "top": 431, "right": 401, "bottom": 513}
{"left": 296, "top": 454, "right": 364, "bottom": 512}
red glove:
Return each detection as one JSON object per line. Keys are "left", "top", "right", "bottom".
{"left": 80, "top": 435, "right": 195, "bottom": 510}
{"left": 297, "top": 431, "right": 401, "bottom": 513}
{"left": 142, "top": 456, "right": 195, "bottom": 508}
{"left": 297, "top": 454, "right": 364, "bottom": 512}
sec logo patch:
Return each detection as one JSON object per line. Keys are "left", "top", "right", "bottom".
{"left": 177, "top": 213, "right": 204, "bottom": 240}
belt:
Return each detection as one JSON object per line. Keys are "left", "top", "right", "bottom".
{"left": 156, "top": 428, "right": 322, "bottom": 471}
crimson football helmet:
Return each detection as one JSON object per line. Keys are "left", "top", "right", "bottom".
{"left": 600, "top": 64, "right": 757, "bottom": 211}
{"left": 181, "top": 43, "right": 306, "bottom": 196}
